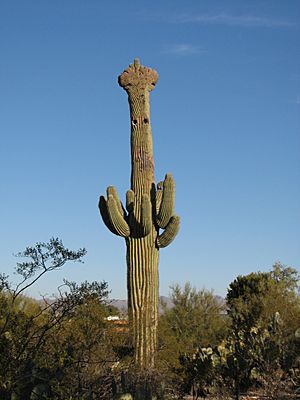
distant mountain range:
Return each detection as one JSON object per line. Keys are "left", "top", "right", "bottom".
{"left": 109, "top": 296, "right": 174, "bottom": 315}
{"left": 109, "top": 295, "right": 225, "bottom": 316}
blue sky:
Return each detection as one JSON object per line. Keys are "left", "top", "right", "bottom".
{"left": 0, "top": 0, "right": 299, "bottom": 299}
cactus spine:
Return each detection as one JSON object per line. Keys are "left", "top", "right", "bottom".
{"left": 99, "top": 59, "right": 180, "bottom": 369}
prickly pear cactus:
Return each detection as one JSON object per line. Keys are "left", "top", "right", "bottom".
{"left": 99, "top": 59, "right": 180, "bottom": 368}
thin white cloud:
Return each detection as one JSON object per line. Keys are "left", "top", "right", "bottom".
{"left": 287, "top": 95, "right": 300, "bottom": 105}
{"left": 162, "top": 44, "right": 206, "bottom": 56}
{"left": 169, "top": 13, "right": 296, "bottom": 28}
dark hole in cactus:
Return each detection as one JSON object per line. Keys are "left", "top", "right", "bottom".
{"left": 132, "top": 119, "right": 138, "bottom": 125}
{"left": 144, "top": 118, "right": 149, "bottom": 124}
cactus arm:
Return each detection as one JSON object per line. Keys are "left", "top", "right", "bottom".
{"left": 126, "top": 189, "right": 135, "bottom": 213}
{"left": 155, "top": 181, "right": 163, "bottom": 214}
{"left": 126, "top": 190, "right": 152, "bottom": 237}
{"left": 107, "top": 186, "right": 126, "bottom": 216}
{"left": 99, "top": 186, "right": 130, "bottom": 237}
{"left": 156, "top": 174, "right": 175, "bottom": 229}
{"left": 157, "top": 215, "right": 180, "bottom": 248}
{"left": 106, "top": 194, "right": 130, "bottom": 237}
{"left": 98, "top": 196, "right": 119, "bottom": 236}
{"left": 141, "top": 194, "right": 152, "bottom": 236}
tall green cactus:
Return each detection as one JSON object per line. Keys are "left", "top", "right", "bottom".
{"left": 99, "top": 59, "right": 180, "bottom": 368}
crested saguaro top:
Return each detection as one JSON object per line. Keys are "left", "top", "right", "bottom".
{"left": 118, "top": 58, "right": 158, "bottom": 93}
{"left": 118, "top": 59, "right": 159, "bottom": 196}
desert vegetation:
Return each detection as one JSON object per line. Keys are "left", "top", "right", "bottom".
{"left": 0, "top": 238, "right": 299, "bottom": 399}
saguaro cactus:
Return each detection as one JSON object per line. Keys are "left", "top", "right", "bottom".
{"left": 99, "top": 59, "right": 180, "bottom": 369}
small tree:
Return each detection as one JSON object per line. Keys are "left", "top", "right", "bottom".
{"left": 40, "top": 281, "right": 118, "bottom": 400}
{"left": 224, "top": 264, "right": 300, "bottom": 398}
{"left": 158, "top": 283, "right": 227, "bottom": 371}
{"left": 0, "top": 238, "right": 89, "bottom": 399}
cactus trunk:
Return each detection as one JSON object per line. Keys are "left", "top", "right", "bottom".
{"left": 99, "top": 59, "right": 180, "bottom": 369}
{"left": 127, "top": 236, "right": 159, "bottom": 367}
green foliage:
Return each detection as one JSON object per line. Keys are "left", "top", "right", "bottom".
{"left": 0, "top": 281, "right": 115, "bottom": 399}
{"left": 226, "top": 271, "right": 271, "bottom": 329}
{"left": 2, "top": 243, "right": 299, "bottom": 400}
{"left": 38, "top": 290, "right": 117, "bottom": 399}
{"left": 156, "top": 264, "right": 300, "bottom": 399}
{"left": 223, "top": 263, "right": 300, "bottom": 398}
{"left": 0, "top": 238, "right": 118, "bottom": 400}
{"left": 271, "top": 262, "right": 300, "bottom": 290}
{"left": 218, "top": 315, "right": 283, "bottom": 397}
{"left": 157, "top": 283, "right": 228, "bottom": 373}
{"left": 178, "top": 347, "right": 219, "bottom": 399}
{"left": 227, "top": 263, "right": 300, "bottom": 333}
